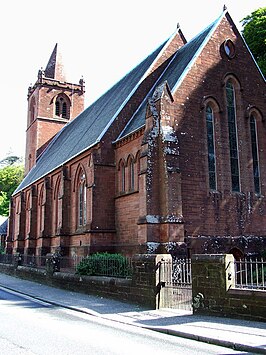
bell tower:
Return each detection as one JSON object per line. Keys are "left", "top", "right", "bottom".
{"left": 25, "top": 44, "right": 85, "bottom": 174}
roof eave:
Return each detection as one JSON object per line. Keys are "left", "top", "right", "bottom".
{"left": 13, "top": 140, "right": 100, "bottom": 195}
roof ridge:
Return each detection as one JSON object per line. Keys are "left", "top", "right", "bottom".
{"left": 95, "top": 38, "right": 174, "bottom": 142}
{"left": 172, "top": 10, "right": 226, "bottom": 93}
{"left": 97, "top": 24, "right": 188, "bottom": 140}
{"left": 116, "top": 11, "right": 227, "bottom": 142}
{"left": 113, "top": 28, "right": 190, "bottom": 143}
{"left": 14, "top": 41, "right": 167, "bottom": 193}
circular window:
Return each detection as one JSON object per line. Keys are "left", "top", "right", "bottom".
{"left": 223, "top": 39, "right": 235, "bottom": 59}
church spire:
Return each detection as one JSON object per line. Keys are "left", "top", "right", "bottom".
{"left": 44, "top": 43, "right": 66, "bottom": 81}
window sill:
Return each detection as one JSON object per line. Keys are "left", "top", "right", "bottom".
{"left": 115, "top": 189, "right": 139, "bottom": 199}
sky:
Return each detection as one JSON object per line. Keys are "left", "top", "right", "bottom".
{"left": 0, "top": 0, "right": 265, "bottom": 162}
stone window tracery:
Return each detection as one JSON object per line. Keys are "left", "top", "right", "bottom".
{"left": 78, "top": 172, "right": 87, "bottom": 227}
{"left": 55, "top": 95, "right": 70, "bottom": 119}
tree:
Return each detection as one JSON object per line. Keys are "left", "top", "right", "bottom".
{"left": 241, "top": 7, "right": 266, "bottom": 78}
{"left": 0, "top": 155, "right": 22, "bottom": 167}
{"left": 0, "top": 161, "right": 24, "bottom": 216}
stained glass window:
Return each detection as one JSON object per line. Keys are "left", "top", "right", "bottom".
{"left": 226, "top": 81, "right": 240, "bottom": 192}
{"left": 78, "top": 173, "right": 87, "bottom": 226}
{"left": 206, "top": 105, "right": 216, "bottom": 190}
{"left": 250, "top": 115, "right": 260, "bottom": 194}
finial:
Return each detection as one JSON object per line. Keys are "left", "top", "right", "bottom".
{"left": 79, "top": 76, "right": 85, "bottom": 92}
{"left": 176, "top": 22, "right": 180, "bottom": 30}
{"left": 38, "top": 67, "right": 44, "bottom": 83}
{"left": 28, "top": 84, "right": 33, "bottom": 99}
{"left": 223, "top": 4, "right": 227, "bottom": 11}
{"left": 79, "top": 76, "right": 85, "bottom": 86}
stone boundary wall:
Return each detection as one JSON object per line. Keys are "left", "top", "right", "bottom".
{"left": 192, "top": 254, "right": 266, "bottom": 322}
{"left": 2, "top": 252, "right": 264, "bottom": 321}
{"left": 0, "top": 253, "right": 171, "bottom": 309}
{"left": 227, "top": 288, "right": 266, "bottom": 320}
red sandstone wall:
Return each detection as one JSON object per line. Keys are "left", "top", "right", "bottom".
{"left": 10, "top": 14, "right": 266, "bottom": 258}
{"left": 172, "top": 16, "right": 266, "bottom": 244}
{"left": 25, "top": 81, "right": 84, "bottom": 174}
{"left": 116, "top": 192, "right": 140, "bottom": 247}
{"left": 115, "top": 135, "right": 142, "bottom": 249}
{"left": 37, "top": 84, "right": 84, "bottom": 120}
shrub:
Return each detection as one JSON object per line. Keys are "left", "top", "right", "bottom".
{"left": 76, "top": 252, "right": 132, "bottom": 278}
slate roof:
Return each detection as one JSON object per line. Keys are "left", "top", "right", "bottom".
{"left": 117, "top": 16, "right": 222, "bottom": 140}
{"left": 15, "top": 12, "right": 224, "bottom": 194}
{"left": 15, "top": 41, "right": 167, "bottom": 193}
{"left": 0, "top": 218, "right": 8, "bottom": 235}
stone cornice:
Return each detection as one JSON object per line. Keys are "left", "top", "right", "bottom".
{"left": 114, "top": 127, "right": 145, "bottom": 148}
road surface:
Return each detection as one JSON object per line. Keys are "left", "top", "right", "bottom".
{"left": 0, "top": 287, "right": 250, "bottom": 354}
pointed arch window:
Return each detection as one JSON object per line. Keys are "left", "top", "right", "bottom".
{"left": 129, "top": 157, "right": 135, "bottom": 191}
{"left": 38, "top": 186, "right": 45, "bottom": 235}
{"left": 118, "top": 160, "right": 126, "bottom": 193}
{"left": 29, "top": 97, "right": 36, "bottom": 125}
{"left": 206, "top": 105, "right": 216, "bottom": 190}
{"left": 25, "top": 192, "right": 31, "bottom": 237}
{"left": 54, "top": 178, "right": 63, "bottom": 234}
{"left": 226, "top": 80, "right": 240, "bottom": 192}
{"left": 55, "top": 101, "right": 60, "bottom": 116}
{"left": 62, "top": 102, "right": 67, "bottom": 118}
{"left": 55, "top": 95, "right": 70, "bottom": 119}
{"left": 121, "top": 163, "right": 126, "bottom": 192}
{"left": 14, "top": 198, "right": 21, "bottom": 238}
{"left": 250, "top": 115, "right": 260, "bottom": 194}
{"left": 78, "top": 172, "right": 87, "bottom": 227}
{"left": 135, "top": 151, "right": 140, "bottom": 191}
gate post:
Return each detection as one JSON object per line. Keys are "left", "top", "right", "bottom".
{"left": 191, "top": 254, "right": 235, "bottom": 315}
{"left": 131, "top": 254, "right": 173, "bottom": 309}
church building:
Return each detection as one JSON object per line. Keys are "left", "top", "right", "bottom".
{"left": 7, "top": 9, "right": 266, "bottom": 259}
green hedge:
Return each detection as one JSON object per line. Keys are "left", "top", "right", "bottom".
{"left": 76, "top": 253, "right": 132, "bottom": 278}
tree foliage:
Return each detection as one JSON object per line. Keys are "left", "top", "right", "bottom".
{"left": 0, "top": 156, "right": 22, "bottom": 167}
{"left": 0, "top": 160, "right": 24, "bottom": 216}
{"left": 241, "top": 7, "right": 266, "bottom": 77}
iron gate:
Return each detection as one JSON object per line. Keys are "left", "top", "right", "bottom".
{"left": 161, "top": 257, "right": 192, "bottom": 311}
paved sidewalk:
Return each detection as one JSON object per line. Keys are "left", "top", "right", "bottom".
{"left": 0, "top": 273, "right": 265, "bottom": 354}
